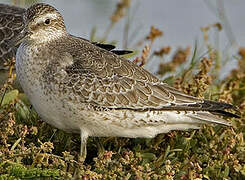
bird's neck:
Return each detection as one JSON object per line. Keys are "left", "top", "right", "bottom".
{"left": 29, "top": 30, "right": 67, "bottom": 44}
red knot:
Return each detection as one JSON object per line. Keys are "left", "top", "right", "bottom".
{"left": 13, "top": 3, "right": 240, "bottom": 159}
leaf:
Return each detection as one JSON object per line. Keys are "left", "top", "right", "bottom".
{"left": 16, "top": 102, "right": 31, "bottom": 120}
{"left": 18, "top": 93, "right": 31, "bottom": 106}
{"left": 1, "top": 89, "right": 19, "bottom": 106}
{"left": 136, "top": 152, "right": 156, "bottom": 163}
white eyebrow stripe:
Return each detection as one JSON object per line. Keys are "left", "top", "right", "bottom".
{"left": 43, "top": 13, "right": 59, "bottom": 19}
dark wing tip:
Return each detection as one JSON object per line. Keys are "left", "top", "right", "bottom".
{"left": 203, "top": 100, "right": 241, "bottom": 118}
{"left": 92, "top": 42, "right": 133, "bottom": 55}
{"left": 210, "top": 110, "right": 241, "bottom": 118}
{"left": 111, "top": 50, "right": 133, "bottom": 55}
{"left": 93, "top": 42, "right": 115, "bottom": 51}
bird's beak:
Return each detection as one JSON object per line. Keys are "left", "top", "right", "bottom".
{"left": 9, "top": 27, "right": 29, "bottom": 47}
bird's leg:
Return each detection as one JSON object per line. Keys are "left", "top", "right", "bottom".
{"left": 80, "top": 130, "right": 89, "bottom": 161}
{"left": 73, "top": 130, "right": 89, "bottom": 178}
{"left": 94, "top": 137, "right": 104, "bottom": 155}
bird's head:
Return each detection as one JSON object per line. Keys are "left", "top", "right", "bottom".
{"left": 11, "top": 3, "right": 67, "bottom": 46}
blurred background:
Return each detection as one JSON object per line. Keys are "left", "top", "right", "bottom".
{"left": 1, "top": 0, "right": 244, "bottom": 45}
{"left": 1, "top": 0, "right": 244, "bottom": 77}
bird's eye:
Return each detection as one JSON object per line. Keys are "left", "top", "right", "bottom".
{"left": 44, "top": 19, "right": 51, "bottom": 25}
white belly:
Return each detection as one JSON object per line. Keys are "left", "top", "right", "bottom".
{"left": 16, "top": 43, "right": 82, "bottom": 132}
{"left": 15, "top": 43, "right": 202, "bottom": 138}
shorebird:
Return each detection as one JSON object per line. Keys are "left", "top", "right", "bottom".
{"left": 0, "top": 3, "right": 25, "bottom": 68}
{"left": 12, "top": 3, "right": 239, "bottom": 159}
{"left": 0, "top": 3, "right": 130, "bottom": 88}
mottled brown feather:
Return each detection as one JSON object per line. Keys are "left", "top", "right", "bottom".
{"left": 14, "top": 3, "right": 238, "bottom": 119}
{"left": 0, "top": 4, "right": 25, "bottom": 67}
{"left": 41, "top": 36, "right": 203, "bottom": 110}
{"left": 40, "top": 36, "right": 239, "bottom": 118}
{"left": 0, "top": 3, "right": 131, "bottom": 69}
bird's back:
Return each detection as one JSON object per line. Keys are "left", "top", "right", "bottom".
{"left": 40, "top": 35, "right": 238, "bottom": 126}
{"left": 0, "top": 4, "right": 25, "bottom": 67}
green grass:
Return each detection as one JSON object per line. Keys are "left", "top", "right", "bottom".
{"left": 0, "top": 1, "right": 245, "bottom": 179}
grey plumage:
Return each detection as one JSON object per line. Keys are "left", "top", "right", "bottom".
{"left": 13, "top": 3, "right": 240, "bottom": 159}
{"left": 0, "top": 4, "right": 25, "bottom": 68}
{"left": 0, "top": 3, "right": 131, "bottom": 68}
